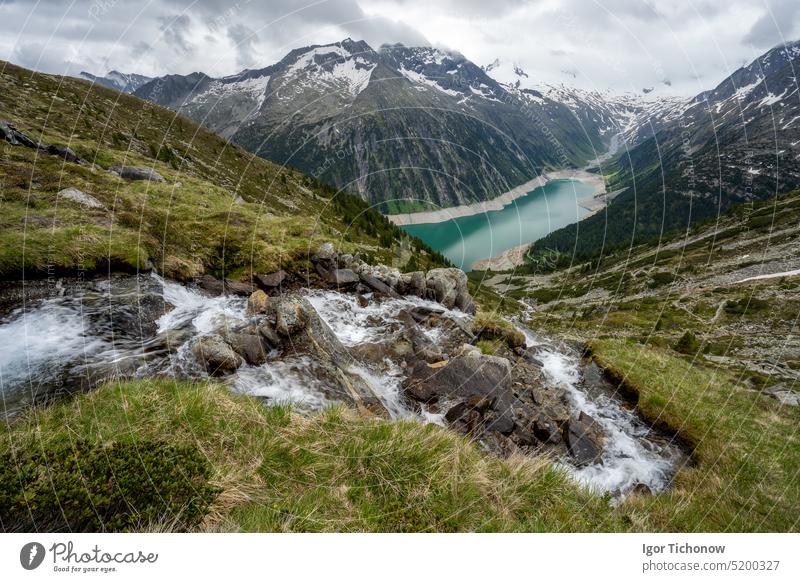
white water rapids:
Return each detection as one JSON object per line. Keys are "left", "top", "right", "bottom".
{"left": 0, "top": 274, "right": 687, "bottom": 498}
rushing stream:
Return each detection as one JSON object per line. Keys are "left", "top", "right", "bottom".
{"left": 0, "top": 273, "right": 688, "bottom": 498}
{"left": 520, "top": 327, "right": 690, "bottom": 498}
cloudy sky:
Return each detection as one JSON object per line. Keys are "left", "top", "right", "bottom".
{"left": 1, "top": 0, "right": 799, "bottom": 95}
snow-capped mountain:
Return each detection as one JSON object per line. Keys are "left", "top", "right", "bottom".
{"left": 482, "top": 58, "right": 689, "bottom": 149}
{"left": 134, "top": 39, "right": 612, "bottom": 209}
{"left": 79, "top": 70, "right": 152, "bottom": 94}
{"left": 133, "top": 38, "right": 799, "bottom": 216}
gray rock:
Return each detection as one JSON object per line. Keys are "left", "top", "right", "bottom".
{"left": 565, "top": 412, "right": 605, "bottom": 466}
{"left": 255, "top": 270, "right": 286, "bottom": 288}
{"left": 405, "top": 271, "right": 427, "bottom": 297}
{"left": 426, "top": 268, "right": 468, "bottom": 309}
{"left": 258, "top": 321, "right": 282, "bottom": 348}
{"left": 273, "top": 297, "right": 309, "bottom": 336}
{"left": 360, "top": 273, "right": 399, "bottom": 297}
{"left": 532, "top": 417, "right": 562, "bottom": 444}
{"left": 0, "top": 120, "right": 38, "bottom": 148}
{"left": 763, "top": 383, "right": 800, "bottom": 406}
{"left": 192, "top": 336, "right": 243, "bottom": 375}
{"left": 226, "top": 332, "right": 268, "bottom": 366}
{"left": 455, "top": 292, "right": 477, "bottom": 315}
{"left": 110, "top": 165, "right": 166, "bottom": 182}
{"left": 248, "top": 290, "right": 270, "bottom": 314}
{"left": 224, "top": 280, "right": 255, "bottom": 296}
{"left": 196, "top": 274, "right": 225, "bottom": 296}
{"left": 403, "top": 345, "right": 515, "bottom": 432}
{"left": 329, "top": 268, "right": 359, "bottom": 286}
{"left": 45, "top": 144, "right": 85, "bottom": 164}
{"left": 58, "top": 187, "right": 104, "bottom": 209}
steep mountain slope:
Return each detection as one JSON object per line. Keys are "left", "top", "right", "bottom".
{"left": 532, "top": 40, "right": 800, "bottom": 261}
{"left": 135, "top": 39, "right": 615, "bottom": 211}
{"left": 0, "top": 59, "right": 443, "bottom": 281}
{"left": 79, "top": 70, "right": 152, "bottom": 93}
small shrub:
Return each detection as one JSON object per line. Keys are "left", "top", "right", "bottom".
{"left": 476, "top": 339, "right": 502, "bottom": 355}
{"left": 649, "top": 271, "right": 676, "bottom": 288}
{"left": 472, "top": 312, "right": 526, "bottom": 349}
{"left": 529, "top": 287, "right": 561, "bottom": 304}
{"left": 0, "top": 439, "right": 218, "bottom": 532}
{"left": 674, "top": 330, "right": 700, "bottom": 355}
{"left": 724, "top": 296, "right": 769, "bottom": 315}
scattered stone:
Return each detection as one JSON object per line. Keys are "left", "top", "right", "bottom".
{"left": 532, "top": 416, "right": 562, "bottom": 444}
{"left": 485, "top": 409, "right": 515, "bottom": 434}
{"left": 192, "top": 336, "right": 243, "bottom": 375}
{"left": 255, "top": 270, "right": 286, "bottom": 289}
{"left": 763, "top": 383, "right": 800, "bottom": 406}
{"left": 110, "top": 165, "right": 166, "bottom": 182}
{"left": 58, "top": 187, "right": 104, "bottom": 209}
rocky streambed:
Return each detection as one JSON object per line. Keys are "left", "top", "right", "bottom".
{"left": 0, "top": 246, "right": 690, "bottom": 499}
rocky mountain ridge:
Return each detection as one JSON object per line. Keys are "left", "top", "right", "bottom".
{"left": 132, "top": 38, "right": 660, "bottom": 210}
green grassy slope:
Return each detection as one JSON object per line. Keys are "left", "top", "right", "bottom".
{"left": 0, "top": 379, "right": 623, "bottom": 532}
{"left": 0, "top": 60, "right": 447, "bottom": 280}
{"left": 478, "top": 190, "right": 800, "bottom": 531}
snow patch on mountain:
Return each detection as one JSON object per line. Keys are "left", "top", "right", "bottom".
{"left": 285, "top": 45, "right": 377, "bottom": 96}
{"left": 399, "top": 66, "right": 460, "bottom": 97}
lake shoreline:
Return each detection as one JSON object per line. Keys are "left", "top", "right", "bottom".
{"left": 387, "top": 169, "right": 607, "bottom": 227}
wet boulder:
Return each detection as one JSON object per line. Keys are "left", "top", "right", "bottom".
{"left": 110, "top": 165, "right": 166, "bottom": 182}
{"left": 359, "top": 273, "right": 399, "bottom": 297}
{"left": 195, "top": 274, "right": 224, "bottom": 296}
{"left": 401, "top": 271, "right": 427, "bottom": 297}
{"left": 258, "top": 321, "right": 282, "bottom": 348}
{"left": 255, "top": 270, "right": 286, "bottom": 289}
{"left": 224, "top": 280, "right": 255, "bottom": 296}
{"left": 248, "top": 290, "right": 270, "bottom": 314}
{"left": 319, "top": 266, "right": 360, "bottom": 286}
{"left": 225, "top": 332, "right": 268, "bottom": 366}
{"left": 403, "top": 344, "right": 515, "bottom": 431}
{"left": 397, "top": 310, "right": 446, "bottom": 364}
{"left": 192, "top": 336, "right": 243, "bottom": 375}
{"left": 564, "top": 411, "right": 605, "bottom": 466}
{"left": 273, "top": 297, "right": 310, "bottom": 337}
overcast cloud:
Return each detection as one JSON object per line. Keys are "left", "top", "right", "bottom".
{"left": 1, "top": 0, "right": 798, "bottom": 95}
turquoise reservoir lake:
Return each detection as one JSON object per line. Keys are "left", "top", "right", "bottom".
{"left": 401, "top": 179, "right": 593, "bottom": 270}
